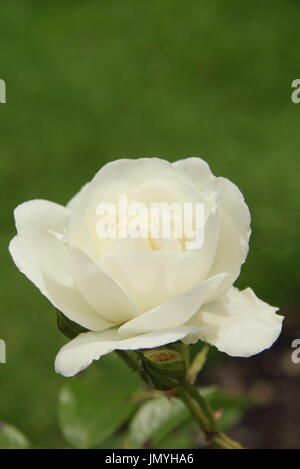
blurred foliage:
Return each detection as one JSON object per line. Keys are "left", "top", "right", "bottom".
{"left": 126, "top": 386, "right": 252, "bottom": 449}
{"left": 58, "top": 354, "right": 141, "bottom": 449}
{"left": 127, "top": 395, "right": 188, "bottom": 449}
{"left": 0, "top": 0, "right": 299, "bottom": 447}
{"left": 0, "top": 421, "right": 30, "bottom": 449}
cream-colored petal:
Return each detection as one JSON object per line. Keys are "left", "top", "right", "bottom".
{"left": 173, "top": 157, "right": 215, "bottom": 191}
{"left": 173, "top": 158, "right": 251, "bottom": 300}
{"left": 12, "top": 199, "right": 70, "bottom": 286}
{"left": 14, "top": 199, "right": 69, "bottom": 238}
{"left": 68, "top": 158, "right": 203, "bottom": 257}
{"left": 207, "top": 177, "right": 251, "bottom": 299}
{"left": 55, "top": 326, "right": 199, "bottom": 377}
{"left": 67, "top": 182, "right": 90, "bottom": 210}
{"left": 101, "top": 250, "right": 208, "bottom": 312}
{"left": 188, "top": 287, "right": 283, "bottom": 357}
{"left": 9, "top": 236, "right": 47, "bottom": 295}
{"left": 43, "top": 273, "right": 113, "bottom": 331}
{"left": 65, "top": 245, "right": 140, "bottom": 324}
{"left": 91, "top": 158, "right": 181, "bottom": 186}
{"left": 9, "top": 200, "right": 113, "bottom": 331}
{"left": 118, "top": 273, "right": 227, "bottom": 337}
{"left": 185, "top": 203, "right": 220, "bottom": 281}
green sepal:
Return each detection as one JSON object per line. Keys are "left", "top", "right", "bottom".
{"left": 56, "top": 310, "right": 88, "bottom": 339}
{"left": 140, "top": 347, "right": 186, "bottom": 390}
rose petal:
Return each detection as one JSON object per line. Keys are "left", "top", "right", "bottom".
{"left": 101, "top": 250, "right": 209, "bottom": 312}
{"left": 68, "top": 158, "right": 203, "bottom": 258}
{"left": 67, "top": 183, "right": 90, "bottom": 210}
{"left": 187, "top": 286, "right": 283, "bottom": 357}
{"left": 43, "top": 273, "right": 113, "bottom": 331}
{"left": 173, "top": 157, "right": 215, "bottom": 191}
{"left": 118, "top": 273, "right": 227, "bottom": 337}
{"left": 55, "top": 326, "right": 199, "bottom": 377}
{"left": 173, "top": 158, "right": 251, "bottom": 299}
{"left": 91, "top": 158, "right": 182, "bottom": 186}
{"left": 12, "top": 200, "right": 70, "bottom": 285}
{"left": 207, "top": 177, "right": 251, "bottom": 299}
{"left": 65, "top": 245, "right": 140, "bottom": 324}
{"left": 9, "top": 200, "right": 113, "bottom": 331}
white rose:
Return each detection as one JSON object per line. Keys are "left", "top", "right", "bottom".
{"left": 9, "top": 158, "right": 283, "bottom": 377}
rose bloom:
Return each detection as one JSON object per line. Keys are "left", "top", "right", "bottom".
{"left": 9, "top": 158, "right": 283, "bottom": 376}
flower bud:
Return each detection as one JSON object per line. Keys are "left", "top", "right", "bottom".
{"left": 140, "top": 347, "right": 186, "bottom": 390}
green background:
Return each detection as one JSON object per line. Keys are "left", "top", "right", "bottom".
{"left": 0, "top": 0, "right": 299, "bottom": 447}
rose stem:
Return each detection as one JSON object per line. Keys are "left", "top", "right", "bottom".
{"left": 176, "top": 382, "right": 243, "bottom": 449}
{"left": 115, "top": 349, "right": 244, "bottom": 449}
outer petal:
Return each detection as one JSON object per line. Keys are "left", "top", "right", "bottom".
{"left": 9, "top": 200, "right": 113, "bottom": 331}
{"left": 173, "top": 158, "right": 251, "bottom": 299}
{"left": 187, "top": 201, "right": 220, "bottom": 280}
{"left": 188, "top": 287, "right": 283, "bottom": 357}
{"left": 55, "top": 326, "right": 199, "bottom": 377}
{"left": 67, "top": 182, "right": 90, "bottom": 210}
{"left": 9, "top": 236, "right": 48, "bottom": 296}
{"left": 118, "top": 273, "right": 227, "bottom": 337}
{"left": 65, "top": 245, "right": 140, "bottom": 323}
{"left": 90, "top": 158, "right": 182, "bottom": 186}
{"left": 173, "top": 157, "right": 215, "bottom": 191}
{"left": 12, "top": 200, "right": 70, "bottom": 286}
{"left": 14, "top": 199, "right": 68, "bottom": 238}
{"left": 207, "top": 177, "right": 251, "bottom": 299}
{"left": 43, "top": 273, "right": 112, "bottom": 331}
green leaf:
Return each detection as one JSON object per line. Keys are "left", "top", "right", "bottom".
{"left": 97, "top": 432, "right": 124, "bottom": 449}
{"left": 57, "top": 310, "right": 88, "bottom": 340}
{"left": 155, "top": 420, "right": 200, "bottom": 449}
{"left": 127, "top": 395, "right": 189, "bottom": 448}
{"left": 0, "top": 422, "right": 30, "bottom": 449}
{"left": 58, "top": 353, "right": 141, "bottom": 449}
{"left": 127, "top": 386, "right": 253, "bottom": 449}
{"left": 205, "top": 388, "right": 253, "bottom": 431}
